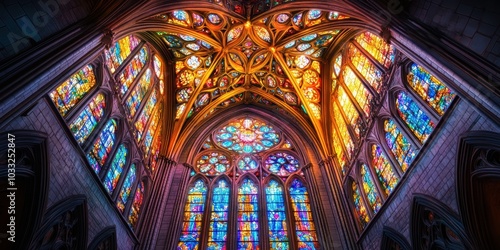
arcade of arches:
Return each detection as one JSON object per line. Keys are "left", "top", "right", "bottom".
{"left": 1, "top": 0, "right": 500, "bottom": 249}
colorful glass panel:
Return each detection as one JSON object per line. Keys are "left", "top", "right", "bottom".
{"left": 333, "top": 54, "right": 342, "bottom": 77}
{"left": 361, "top": 164, "right": 382, "bottom": 213}
{"left": 208, "top": 179, "right": 230, "bottom": 250}
{"left": 266, "top": 180, "right": 289, "bottom": 249}
{"left": 143, "top": 105, "right": 161, "bottom": 157}
{"left": 352, "top": 181, "right": 370, "bottom": 229}
{"left": 103, "top": 144, "right": 128, "bottom": 194}
{"left": 348, "top": 43, "right": 383, "bottom": 92}
{"left": 396, "top": 92, "right": 435, "bottom": 143}
{"left": 342, "top": 66, "right": 372, "bottom": 117}
{"left": 407, "top": 63, "right": 455, "bottom": 116}
{"left": 214, "top": 117, "right": 280, "bottom": 154}
{"left": 384, "top": 119, "right": 417, "bottom": 172}
{"left": 86, "top": 119, "right": 117, "bottom": 174}
{"left": 371, "top": 144, "right": 399, "bottom": 196}
{"left": 332, "top": 127, "right": 348, "bottom": 176}
{"left": 126, "top": 68, "right": 153, "bottom": 118}
{"left": 117, "top": 164, "right": 136, "bottom": 212}
{"left": 128, "top": 181, "right": 144, "bottom": 228}
{"left": 105, "top": 35, "right": 140, "bottom": 73}
{"left": 354, "top": 32, "right": 395, "bottom": 68}
{"left": 196, "top": 151, "right": 230, "bottom": 175}
{"left": 118, "top": 47, "right": 148, "bottom": 97}
{"left": 50, "top": 65, "right": 96, "bottom": 116}
{"left": 336, "top": 86, "right": 361, "bottom": 138}
{"left": 70, "top": 93, "right": 105, "bottom": 144}
{"left": 178, "top": 180, "right": 208, "bottom": 250}
{"left": 237, "top": 156, "right": 259, "bottom": 172}
{"left": 237, "top": 178, "right": 259, "bottom": 250}
{"left": 134, "top": 89, "right": 158, "bottom": 142}
{"left": 289, "top": 179, "right": 319, "bottom": 249}
{"left": 333, "top": 102, "right": 355, "bottom": 157}
{"left": 265, "top": 152, "right": 300, "bottom": 176}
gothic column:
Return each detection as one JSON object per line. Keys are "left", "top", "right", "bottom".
{"left": 318, "top": 155, "right": 360, "bottom": 249}
{"left": 137, "top": 155, "right": 176, "bottom": 248}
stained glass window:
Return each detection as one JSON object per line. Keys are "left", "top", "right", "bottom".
{"left": 125, "top": 68, "right": 153, "bottom": 118}
{"left": 208, "top": 179, "right": 230, "bottom": 250}
{"left": 352, "top": 181, "right": 370, "bottom": 229}
{"left": 265, "top": 152, "right": 300, "bottom": 176}
{"left": 86, "top": 119, "right": 117, "bottom": 174}
{"left": 289, "top": 179, "right": 319, "bottom": 249}
{"left": 118, "top": 47, "right": 148, "bottom": 98}
{"left": 104, "top": 144, "right": 128, "bottom": 194}
{"left": 371, "top": 144, "right": 399, "bottom": 196}
{"left": 342, "top": 66, "right": 372, "bottom": 117}
{"left": 134, "top": 89, "right": 158, "bottom": 142}
{"left": 237, "top": 178, "right": 259, "bottom": 250}
{"left": 347, "top": 43, "right": 383, "bottom": 92}
{"left": 214, "top": 117, "right": 280, "bottom": 154}
{"left": 237, "top": 156, "right": 259, "bottom": 172}
{"left": 195, "top": 151, "right": 230, "bottom": 176}
{"left": 384, "top": 119, "right": 417, "bottom": 172}
{"left": 117, "top": 163, "right": 136, "bottom": 212}
{"left": 354, "top": 32, "right": 395, "bottom": 68}
{"left": 179, "top": 179, "right": 207, "bottom": 250}
{"left": 361, "top": 164, "right": 382, "bottom": 213}
{"left": 407, "top": 63, "right": 455, "bottom": 116}
{"left": 105, "top": 35, "right": 141, "bottom": 73}
{"left": 128, "top": 181, "right": 144, "bottom": 228}
{"left": 396, "top": 92, "right": 435, "bottom": 143}
{"left": 70, "top": 93, "right": 105, "bottom": 144}
{"left": 266, "top": 180, "right": 289, "bottom": 249}
{"left": 50, "top": 65, "right": 96, "bottom": 116}
{"left": 336, "top": 86, "right": 361, "bottom": 138}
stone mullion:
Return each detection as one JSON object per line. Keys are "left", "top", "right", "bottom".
{"left": 137, "top": 156, "right": 177, "bottom": 248}
{"left": 319, "top": 156, "right": 360, "bottom": 250}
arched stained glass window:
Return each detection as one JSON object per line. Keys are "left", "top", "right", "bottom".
{"left": 352, "top": 181, "right": 370, "bottom": 229}
{"left": 118, "top": 47, "right": 148, "bottom": 97}
{"left": 384, "top": 119, "right": 417, "bottom": 172}
{"left": 361, "top": 164, "right": 382, "bottom": 213}
{"left": 196, "top": 151, "right": 230, "bottom": 176}
{"left": 332, "top": 129, "right": 348, "bottom": 175}
{"left": 289, "top": 178, "right": 319, "bottom": 249}
{"left": 86, "top": 119, "right": 117, "bottom": 174}
{"left": 126, "top": 68, "right": 153, "bottom": 118}
{"left": 407, "top": 63, "right": 456, "bottom": 116}
{"left": 342, "top": 66, "right": 373, "bottom": 117}
{"left": 105, "top": 35, "right": 141, "bottom": 73}
{"left": 117, "top": 163, "right": 136, "bottom": 212}
{"left": 347, "top": 43, "right": 383, "bottom": 92}
{"left": 371, "top": 144, "right": 399, "bottom": 196}
{"left": 178, "top": 179, "right": 208, "bottom": 250}
{"left": 354, "top": 32, "right": 395, "bottom": 68}
{"left": 396, "top": 92, "right": 435, "bottom": 143}
{"left": 50, "top": 65, "right": 96, "bottom": 116}
{"left": 266, "top": 180, "right": 289, "bottom": 249}
{"left": 237, "top": 178, "right": 259, "bottom": 250}
{"left": 143, "top": 106, "right": 161, "bottom": 156}
{"left": 70, "top": 93, "right": 106, "bottom": 144}
{"left": 336, "top": 86, "right": 361, "bottom": 138}
{"left": 135, "top": 89, "right": 158, "bottom": 142}
{"left": 104, "top": 144, "right": 128, "bottom": 194}
{"left": 128, "top": 181, "right": 145, "bottom": 227}
{"left": 208, "top": 179, "right": 230, "bottom": 249}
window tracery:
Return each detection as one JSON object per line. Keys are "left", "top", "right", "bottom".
{"left": 49, "top": 34, "right": 164, "bottom": 231}
{"left": 178, "top": 116, "right": 321, "bottom": 249}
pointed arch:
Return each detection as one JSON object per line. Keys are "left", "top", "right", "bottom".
{"left": 29, "top": 195, "right": 88, "bottom": 250}
{"left": 380, "top": 117, "right": 418, "bottom": 172}
{"left": 410, "top": 194, "right": 472, "bottom": 249}
{"left": 206, "top": 175, "right": 231, "bottom": 249}
{"left": 177, "top": 177, "right": 209, "bottom": 250}
{"left": 116, "top": 161, "right": 139, "bottom": 213}
{"left": 287, "top": 175, "right": 320, "bottom": 249}
{"left": 457, "top": 131, "right": 500, "bottom": 249}
{"left": 393, "top": 90, "right": 435, "bottom": 144}
{"left": 381, "top": 226, "right": 411, "bottom": 250}
{"left": 68, "top": 91, "right": 109, "bottom": 145}
{"left": 359, "top": 163, "right": 383, "bottom": 213}
{"left": 347, "top": 177, "right": 370, "bottom": 230}
{"left": 86, "top": 118, "right": 120, "bottom": 174}
{"left": 264, "top": 176, "right": 290, "bottom": 249}
{"left": 87, "top": 226, "right": 117, "bottom": 250}
{"left": 0, "top": 131, "right": 49, "bottom": 250}
{"left": 236, "top": 175, "right": 260, "bottom": 250}
{"left": 368, "top": 142, "right": 400, "bottom": 197}
{"left": 103, "top": 143, "right": 130, "bottom": 195}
